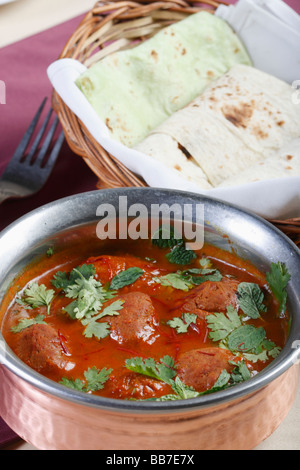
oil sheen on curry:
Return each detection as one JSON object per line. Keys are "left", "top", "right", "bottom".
{"left": 0, "top": 229, "right": 291, "bottom": 402}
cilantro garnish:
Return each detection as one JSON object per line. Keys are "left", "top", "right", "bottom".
{"left": 182, "top": 267, "right": 223, "bottom": 284}
{"left": 154, "top": 264, "right": 223, "bottom": 292}
{"left": 51, "top": 264, "right": 96, "bottom": 291}
{"left": 227, "top": 324, "right": 266, "bottom": 353}
{"left": 109, "top": 267, "right": 144, "bottom": 290}
{"left": 11, "top": 314, "right": 47, "bottom": 333}
{"left": 62, "top": 268, "right": 116, "bottom": 321}
{"left": 229, "top": 360, "right": 251, "bottom": 384}
{"left": 153, "top": 273, "right": 194, "bottom": 292}
{"left": 134, "top": 359, "right": 252, "bottom": 402}
{"left": 22, "top": 283, "right": 55, "bottom": 315}
{"left": 166, "top": 245, "right": 197, "bottom": 265}
{"left": 266, "top": 262, "right": 291, "bottom": 317}
{"left": 125, "top": 355, "right": 177, "bottom": 384}
{"left": 151, "top": 224, "right": 197, "bottom": 265}
{"left": 237, "top": 282, "right": 267, "bottom": 319}
{"left": 167, "top": 313, "right": 198, "bottom": 334}
{"left": 151, "top": 225, "right": 182, "bottom": 249}
{"left": 60, "top": 366, "right": 112, "bottom": 393}
{"left": 81, "top": 299, "right": 124, "bottom": 340}
{"left": 206, "top": 306, "right": 241, "bottom": 342}
{"left": 151, "top": 376, "right": 201, "bottom": 401}
{"left": 206, "top": 305, "right": 281, "bottom": 361}
{"left": 46, "top": 246, "right": 54, "bottom": 257}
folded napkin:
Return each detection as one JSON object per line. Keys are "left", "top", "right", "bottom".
{"left": 215, "top": 0, "right": 300, "bottom": 84}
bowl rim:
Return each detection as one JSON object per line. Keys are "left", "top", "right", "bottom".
{"left": 0, "top": 187, "right": 299, "bottom": 413}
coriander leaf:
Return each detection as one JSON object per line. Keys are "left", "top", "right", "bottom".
{"left": 83, "top": 321, "right": 111, "bottom": 340}
{"left": 156, "top": 355, "right": 177, "bottom": 383}
{"left": 153, "top": 273, "right": 194, "bottom": 292}
{"left": 125, "top": 355, "right": 176, "bottom": 384}
{"left": 266, "top": 262, "right": 291, "bottom": 316}
{"left": 266, "top": 346, "right": 281, "bottom": 359}
{"left": 46, "top": 246, "right": 54, "bottom": 257}
{"left": 243, "top": 340, "right": 281, "bottom": 363}
{"left": 15, "top": 297, "right": 33, "bottom": 310}
{"left": 98, "top": 299, "right": 125, "bottom": 318}
{"left": 51, "top": 264, "right": 96, "bottom": 290}
{"left": 63, "top": 300, "right": 78, "bottom": 319}
{"left": 81, "top": 300, "right": 124, "bottom": 340}
{"left": 70, "top": 264, "right": 96, "bottom": 282}
{"left": 229, "top": 360, "right": 251, "bottom": 383}
{"left": 227, "top": 325, "right": 266, "bottom": 353}
{"left": 109, "top": 267, "right": 144, "bottom": 290}
{"left": 151, "top": 225, "right": 183, "bottom": 249}
{"left": 141, "top": 361, "right": 253, "bottom": 402}
{"left": 243, "top": 350, "right": 268, "bottom": 363}
{"left": 60, "top": 366, "right": 112, "bottom": 393}
{"left": 195, "top": 361, "right": 252, "bottom": 396}
{"left": 23, "top": 283, "right": 55, "bottom": 314}
{"left": 167, "top": 313, "right": 197, "bottom": 334}
{"left": 147, "top": 395, "right": 181, "bottom": 402}
{"left": 51, "top": 271, "right": 70, "bottom": 291}
{"left": 182, "top": 267, "right": 223, "bottom": 284}
{"left": 64, "top": 269, "right": 116, "bottom": 320}
{"left": 11, "top": 314, "right": 47, "bottom": 333}
{"left": 237, "top": 282, "right": 267, "bottom": 319}
{"left": 166, "top": 245, "right": 197, "bottom": 265}
{"left": 206, "top": 306, "right": 242, "bottom": 342}
{"left": 190, "top": 270, "right": 223, "bottom": 285}
{"left": 65, "top": 273, "right": 100, "bottom": 300}
{"left": 84, "top": 366, "right": 112, "bottom": 392}
{"left": 71, "top": 285, "right": 103, "bottom": 320}
{"left": 168, "top": 376, "right": 200, "bottom": 400}
{"left": 81, "top": 299, "right": 124, "bottom": 325}
{"left": 60, "top": 377, "right": 86, "bottom": 391}
{"left": 210, "top": 369, "right": 231, "bottom": 389}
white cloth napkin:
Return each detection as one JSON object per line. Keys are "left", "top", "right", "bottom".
{"left": 216, "top": 0, "right": 300, "bottom": 84}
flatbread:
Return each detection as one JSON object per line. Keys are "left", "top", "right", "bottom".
{"left": 76, "top": 12, "right": 251, "bottom": 147}
{"left": 218, "top": 139, "right": 300, "bottom": 187}
{"left": 136, "top": 65, "right": 300, "bottom": 187}
{"left": 134, "top": 133, "right": 212, "bottom": 189}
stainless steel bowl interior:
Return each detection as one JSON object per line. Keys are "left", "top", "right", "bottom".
{"left": 0, "top": 188, "right": 299, "bottom": 413}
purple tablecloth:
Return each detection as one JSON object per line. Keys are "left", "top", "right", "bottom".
{"left": 0, "top": 0, "right": 299, "bottom": 449}
{"left": 0, "top": 12, "right": 98, "bottom": 448}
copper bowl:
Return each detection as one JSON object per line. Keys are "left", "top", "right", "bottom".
{"left": 0, "top": 188, "right": 299, "bottom": 450}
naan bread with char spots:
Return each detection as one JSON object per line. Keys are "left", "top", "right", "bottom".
{"left": 76, "top": 12, "right": 251, "bottom": 148}
{"left": 135, "top": 65, "right": 300, "bottom": 187}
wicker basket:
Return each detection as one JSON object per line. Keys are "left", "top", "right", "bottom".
{"left": 52, "top": 0, "right": 300, "bottom": 247}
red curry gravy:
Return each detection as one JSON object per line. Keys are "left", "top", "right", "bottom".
{"left": 0, "top": 237, "right": 289, "bottom": 401}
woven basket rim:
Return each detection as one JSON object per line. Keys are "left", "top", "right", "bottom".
{"left": 51, "top": 0, "right": 300, "bottom": 247}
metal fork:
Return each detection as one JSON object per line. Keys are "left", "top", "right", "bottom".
{"left": 0, "top": 98, "right": 64, "bottom": 204}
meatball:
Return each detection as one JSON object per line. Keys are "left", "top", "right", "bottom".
{"left": 84, "top": 254, "right": 163, "bottom": 293}
{"left": 85, "top": 255, "right": 127, "bottom": 285}
{"left": 177, "top": 347, "right": 235, "bottom": 392}
{"left": 109, "top": 292, "right": 159, "bottom": 345}
{"left": 106, "top": 370, "right": 172, "bottom": 400}
{"left": 180, "top": 278, "right": 239, "bottom": 316}
{"left": 16, "top": 323, "right": 71, "bottom": 373}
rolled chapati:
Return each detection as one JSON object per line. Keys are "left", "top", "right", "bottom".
{"left": 76, "top": 12, "right": 251, "bottom": 148}
{"left": 134, "top": 133, "right": 213, "bottom": 189}
{"left": 135, "top": 65, "right": 300, "bottom": 187}
{"left": 218, "top": 139, "right": 300, "bottom": 187}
